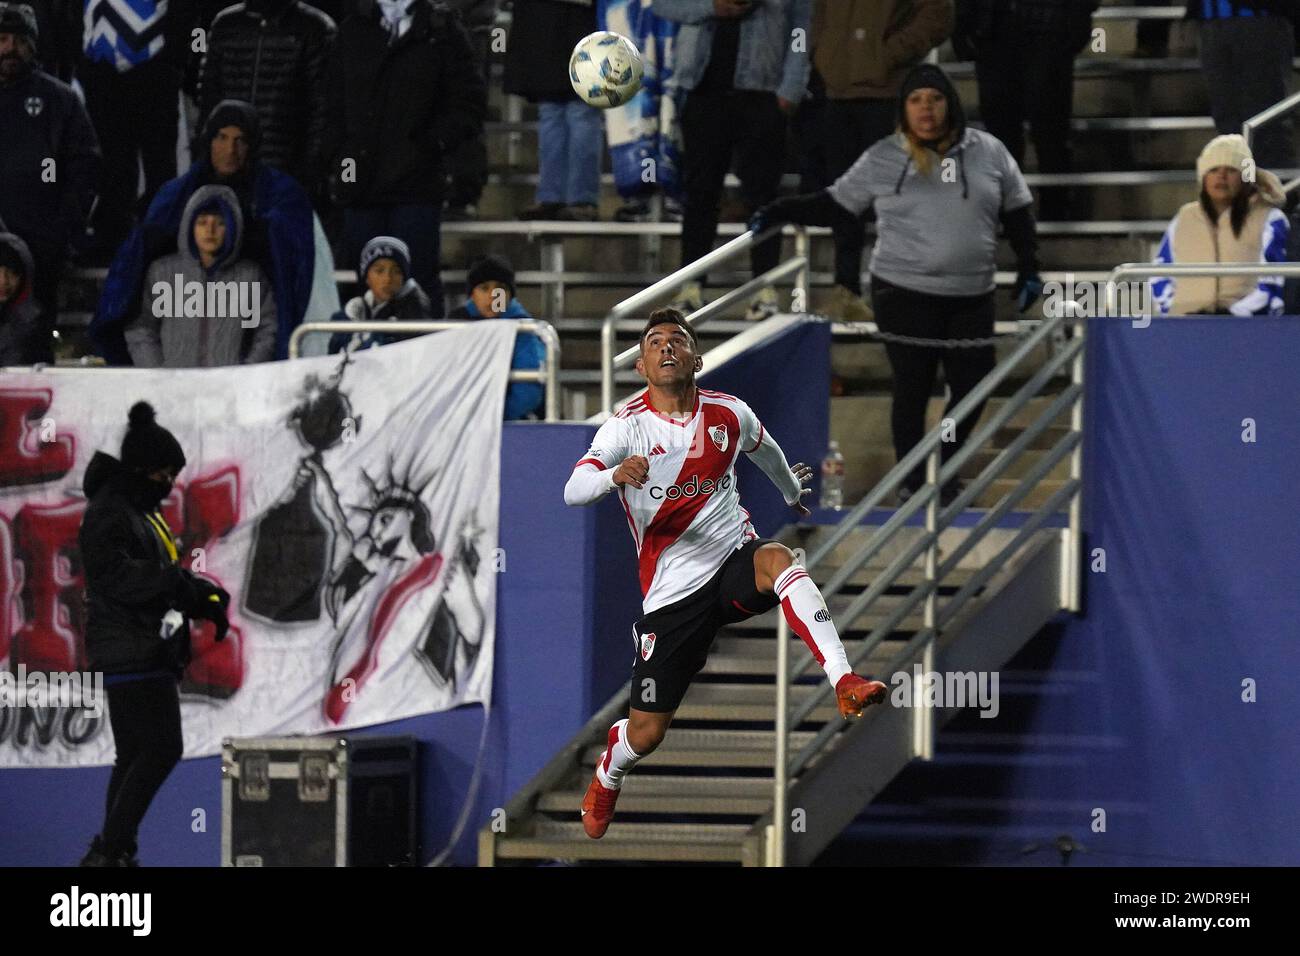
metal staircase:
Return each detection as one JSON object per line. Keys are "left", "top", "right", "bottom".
{"left": 479, "top": 313, "right": 1084, "bottom": 866}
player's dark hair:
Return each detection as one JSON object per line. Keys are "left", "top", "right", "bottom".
{"left": 641, "top": 308, "right": 697, "bottom": 351}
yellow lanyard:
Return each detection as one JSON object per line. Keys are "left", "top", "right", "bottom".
{"left": 145, "top": 511, "right": 179, "bottom": 564}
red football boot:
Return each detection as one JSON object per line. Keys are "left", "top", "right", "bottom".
{"left": 836, "top": 673, "right": 887, "bottom": 718}
{"left": 580, "top": 771, "right": 621, "bottom": 839}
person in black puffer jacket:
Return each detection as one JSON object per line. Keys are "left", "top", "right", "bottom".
{"left": 197, "top": 0, "right": 336, "bottom": 199}
{"left": 77, "top": 402, "right": 231, "bottom": 867}
{"left": 325, "top": 0, "right": 486, "bottom": 314}
{"left": 0, "top": 2, "right": 100, "bottom": 361}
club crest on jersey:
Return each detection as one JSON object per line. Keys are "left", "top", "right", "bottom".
{"left": 640, "top": 631, "right": 657, "bottom": 661}
{"left": 24, "top": 96, "right": 43, "bottom": 117}
{"left": 708, "top": 424, "right": 729, "bottom": 452}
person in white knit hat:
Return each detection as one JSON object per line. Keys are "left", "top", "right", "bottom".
{"left": 1150, "top": 133, "right": 1289, "bottom": 316}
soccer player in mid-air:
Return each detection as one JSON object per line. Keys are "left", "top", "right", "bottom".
{"left": 564, "top": 307, "right": 887, "bottom": 839}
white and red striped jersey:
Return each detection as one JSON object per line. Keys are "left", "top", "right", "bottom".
{"left": 564, "top": 388, "right": 802, "bottom": 614}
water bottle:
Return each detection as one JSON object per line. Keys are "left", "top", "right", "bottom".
{"left": 820, "top": 441, "right": 845, "bottom": 511}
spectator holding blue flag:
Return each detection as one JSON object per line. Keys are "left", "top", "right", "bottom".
{"left": 1151, "top": 133, "right": 1289, "bottom": 316}
{"left": 598, "top": 0, "right": 682, "bottom": 222}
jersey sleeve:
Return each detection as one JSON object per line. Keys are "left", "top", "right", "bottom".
{"left": 573, "top": 416, "right": 628, "bottom": 472}
{"left": 564, "top": 416, "right": 627, "bottom": 506}
{"left": 736, "top": 399, "right": 766, "bottom": 455}
{"left": 737, "top": 400, "right": 804, "bottom": 506}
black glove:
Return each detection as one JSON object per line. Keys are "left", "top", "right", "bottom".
{"left": 186, "top": 576, "right": 231, "bottom": 640}
{"left": 1013, "top": 272, "right": 1045, "bottom": 314}
{"left": 210, "top": 604, "right": 230, "bottom": 643}
{"left": 749, "top": 199, "right": 793, "bottom": 236}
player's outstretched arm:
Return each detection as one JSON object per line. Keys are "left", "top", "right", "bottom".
{"left": 564, "top": 456, "right": 649, "bottom": 506}
{"left": 746, "top": 428, "right": 813, "bottom": 516}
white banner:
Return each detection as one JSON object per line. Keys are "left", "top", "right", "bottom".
{"left": 0, "top": 324, "right": 516, "bottom": 766}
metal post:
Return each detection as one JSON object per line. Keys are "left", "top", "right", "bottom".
{"left": 924, "top": 446, "right": 939, "bottom": 634}
{"left": 1066, "top": 315, "right": 1085, "bottom": 612}
{"left": 540, "top": 239, "right": 565, "bottom": 321}
{"left": 771, "top": 614, "right": 790, "bottom": 867}
{"left": 505, "top": 94, "right": 523, "bottom": 170}
{"left": 919, "top": 447, "right": 940, "bottom": 761}
{"left": 600, "top": 317, "right": 617, "bottom": 417}
{"left": 917, "top": 637, "right": 935, "bottom": 760}
{"left": 794, "top": 227, "right": 809, "bottom": 313}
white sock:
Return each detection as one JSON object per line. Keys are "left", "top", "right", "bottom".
{"left": 773, "top": 565, "right": 853, "bottom": 688}
{"left": 595, "top": 718, "right": 641, "bottom": 790}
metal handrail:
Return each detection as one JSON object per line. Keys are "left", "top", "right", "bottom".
{"left": 600, "top": 227, "right": 809, "bottom": 414}
{"left": 1106, "top": 261, "right": 1300, "bottom": 323}
{"left": 1243, "top": 91, "right": 1300, "bottom": 194}
{"left": 287, "top": 319, "right": 562, "bottom": 422}
{"left": 607, "top": 257, "right": 809, "bottom": 390}
{"left": 768, "top": 307, "right": 1084, "bottom": 865}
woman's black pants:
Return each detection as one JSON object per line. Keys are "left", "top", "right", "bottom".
{"left": 871, "top": 275, "right": 997, "bottom": 492}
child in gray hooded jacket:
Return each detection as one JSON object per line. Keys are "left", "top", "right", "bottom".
{"left": 126, "top": 184, "right": 278, "bottom": 368}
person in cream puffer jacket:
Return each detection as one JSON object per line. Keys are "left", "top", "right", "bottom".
{"left": 1152, "top": 134, "right": 1289, "bottom": 316}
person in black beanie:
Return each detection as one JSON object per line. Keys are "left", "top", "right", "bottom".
{"left": 753, "top": 63, "right": 1041, "bottom": 507}
{"left": 78, "top": 401, "right": 231, "bottom": 867}
{"left": 449, "top": 254, "right": 545, "bottom": 420}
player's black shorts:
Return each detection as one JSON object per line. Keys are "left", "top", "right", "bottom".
{"left": 629, "top": 537, "right": 781, "bottom": 714}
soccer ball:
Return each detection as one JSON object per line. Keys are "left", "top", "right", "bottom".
{"left": 569, "top": 31, "right": 644, "bottom": 109}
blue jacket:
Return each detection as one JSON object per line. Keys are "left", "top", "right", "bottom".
{"left": 452, "top": 298, "right": 546, "bottom": 420}
{"left": 653, "top": 0, "right": 811, "bottom": 104}
{"left": 90, "top": 158, "right": 314, "bottom": 363}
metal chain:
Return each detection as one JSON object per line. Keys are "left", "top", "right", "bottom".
{"left": 818, "top": 311, "right": 1046, "bottom": 349}
{"left": 866, "top": 328, "right": 1007, "bottom": 349}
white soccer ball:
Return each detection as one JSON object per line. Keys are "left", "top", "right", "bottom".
{"left": 569, "top": 31, "right": 644, "bottom": 109}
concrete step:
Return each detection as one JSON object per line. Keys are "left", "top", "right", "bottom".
{"left": 703, "top": 636, "right": 908, "bottom": 677}
{"left": 495, "top": 820, "right": 753, "bottom": 863}
{"left": 716, "top": 595, "right": 923, "bottom": 638}
{"left": 673, "top": 682, "right": 841, "bottom": 723}
{"left": 536, "top": 774, "right": 775, "bottom": 816}
{"left": 579, "top": 728, "right": 818, "bottom": 770}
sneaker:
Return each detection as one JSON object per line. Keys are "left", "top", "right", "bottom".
{"left": 519, "top": 201, "right": 565, "bottom": 220}
{"left": 745, "top": 286, "right": 780, "bottom": 322}
{"left": 614, "top": 199, "right": 651, "bottom": 222}
{"left": 824, "top": 284, "right": 874, "bottom": 323}
{"left": 671, "top": 280, "right": 705, "bottom": 315}
{"left": 78, "top": 835, "right": 129, "bottom": 867}
{"left": 558, "top": 203, "right": 599, "bottom": 222}
{"left": 443, "top": 202, "right": 478, "bottom": 222}
{"left": 835, "top": 673, "right": 888, "bottom": 719}
{"left": 580, "top": 770, "right": 621, "bottom": 839}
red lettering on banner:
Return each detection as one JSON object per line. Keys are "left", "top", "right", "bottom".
{"left": 10, "top": 500, "right": 85, "bottom": 672}
{"left": 177, "top": 467, "right": 246, "bottom": 698}
{"left": 0, "top": 466, "right": 246, "bottom": 698}
{"left": 0, "top": 390, "right": 75, "bottom": 486}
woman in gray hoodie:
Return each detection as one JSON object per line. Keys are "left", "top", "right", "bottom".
{"left": 126, "top": 184, "right": 278, "bottom": 368}
{"left": 756, "top": 63, "right": 1042, "bottom": 505}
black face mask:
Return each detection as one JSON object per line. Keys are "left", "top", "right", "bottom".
{"left": 127, "top": 471, "right": 172, "bottom": 508}
{"left": 144, "top": 478, "right": 173, "bottom": 506}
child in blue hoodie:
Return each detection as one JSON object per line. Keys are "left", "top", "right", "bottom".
{"left": 449, "top": 254, "right": 545, "bottom": 420}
